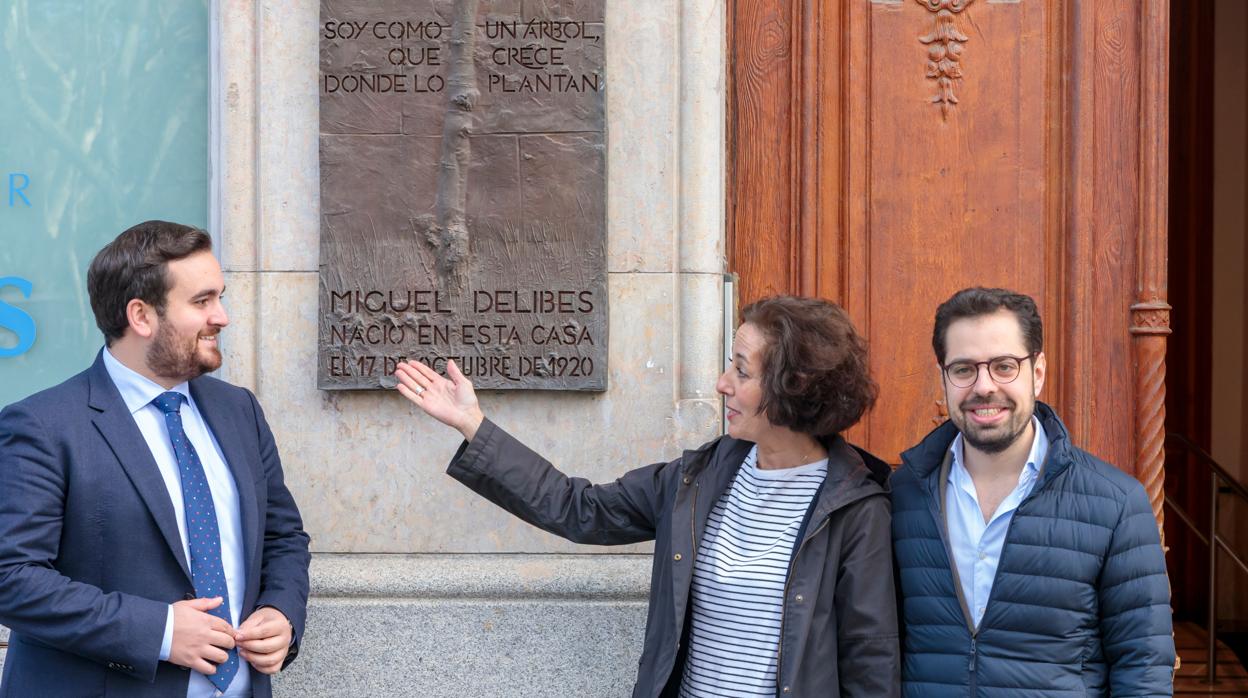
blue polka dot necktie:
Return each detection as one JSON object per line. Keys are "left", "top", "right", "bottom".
{"left": 152, "top": 391, "right": 239, "bottom": 692}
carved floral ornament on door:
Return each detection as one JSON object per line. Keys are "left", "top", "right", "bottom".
{"left": 917, "top": 0, "right": 973, "bottom": 119}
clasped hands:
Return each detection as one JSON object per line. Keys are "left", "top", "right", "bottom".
{"left": 170, "top": 597, "right": 292, "bottom": 676}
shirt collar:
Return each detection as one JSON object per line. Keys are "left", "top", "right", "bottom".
{"left": 949, "top": 415, "right": 1048, "bottom": 485}
{"left": 101, "top": 347, "right": 191, "bottom": 415}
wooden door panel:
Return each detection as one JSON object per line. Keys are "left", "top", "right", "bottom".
{"left": 729, "top": 0, "right": 1169, "bottom": 520}
{"left": 728, "top": 0, "right": 797, "bottom": 302}
{"left": 853, "top": 0, "right": 1063, "bottom": 460}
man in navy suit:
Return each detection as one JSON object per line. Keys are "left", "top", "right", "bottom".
{"left": 0, "top": 221, "right": 311, "bottom": 697}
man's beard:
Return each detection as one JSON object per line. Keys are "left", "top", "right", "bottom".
{"left": 953, "top": 398, "right": 1033, "bottom": 455}
{"left": 146, "top": 321, "right": 221, "bottom": 383}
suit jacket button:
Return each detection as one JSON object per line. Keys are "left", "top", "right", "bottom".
{"left": 184, "top": 592, "right": 195, "bottom": 600}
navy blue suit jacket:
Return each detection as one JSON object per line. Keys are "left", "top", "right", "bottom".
{"left": 0, "top": 352, "right": 311, "bottom": 697}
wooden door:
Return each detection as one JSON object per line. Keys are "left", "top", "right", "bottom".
{"left": 729, "top": 0, "right": 1171, "bottom": 523}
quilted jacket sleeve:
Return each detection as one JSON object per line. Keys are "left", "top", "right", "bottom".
{"left": 446, "top": 418, "right": 673, "bottom": 545}
{"left": 1098, "top": 479, "right": 1176, "bottom": 696}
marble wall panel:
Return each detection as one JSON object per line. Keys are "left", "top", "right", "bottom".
{"left": 272, "top": 554, "right": 647, "bottom": 697}
{"left": 257, "top": 0, "right": 321, "bottom": 272}
{"left": 216, "top": 0, "right": 258, "bottom": 273}
{"left": 677, "top": 0, "right": 726, "bottom": 276}
{"left": 603, "top": 0, "right": 677, "bottom": 273}
{"left": 275, "top": 598, "right": 645, "bottom": 696}
{"left": 220, "top": 271, "right": 259, "bottom": 390}
{"left": 679, "top": 272, "right": 726, "bottom": 401}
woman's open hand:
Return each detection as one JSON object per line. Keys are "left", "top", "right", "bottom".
{"left": 394, "top": 359, "right": 485, "bottom": 441}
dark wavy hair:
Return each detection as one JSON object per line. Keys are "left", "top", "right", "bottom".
{"left": 931, "top": 287, "right": 1043, "bottom": 364}
{"left": 740, "top": 296, "right": 877, "bottom": 437}
{"left": 87, "top": 220, "right": 213, "bottom": 345}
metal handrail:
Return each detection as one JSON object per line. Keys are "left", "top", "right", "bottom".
{"left": 1163, "top": 432, "right": 1248, "bottom": 685}
{"left": 1169, "top": 432, "right": 1248, "bottom": 502}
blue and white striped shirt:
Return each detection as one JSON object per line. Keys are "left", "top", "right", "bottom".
{"left": 679, "top": 446, "right": 826, "bottom": 697}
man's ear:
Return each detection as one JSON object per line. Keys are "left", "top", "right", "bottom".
{"left": 126, "top": 299, "right": 157, "bottom": 340}
{"left": 1032, "top": 351, "right": 1046, "bottom": 398}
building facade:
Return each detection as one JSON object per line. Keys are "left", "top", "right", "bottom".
{"left": 4, "top": 0, "right": 1248, "bottom": 694}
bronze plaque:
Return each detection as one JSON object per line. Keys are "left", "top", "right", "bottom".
{"left": 319, "top": 0, "right": 606, "bottom": 390}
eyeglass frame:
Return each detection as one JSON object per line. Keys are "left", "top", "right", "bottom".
{"left": 940, "top": 353, "right": 1039, "bottom": 388}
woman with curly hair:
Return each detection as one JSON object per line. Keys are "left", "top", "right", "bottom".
{"left": 395, "top": 296, "right": 899, "bottom": 697}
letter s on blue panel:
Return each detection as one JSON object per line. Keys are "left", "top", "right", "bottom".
{"left": 0, "top": 277, "right": 37, "bottom": 357}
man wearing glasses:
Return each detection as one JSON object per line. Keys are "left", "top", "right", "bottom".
{"left": 891, "top": 287, "right": 1174, "bottom": 696}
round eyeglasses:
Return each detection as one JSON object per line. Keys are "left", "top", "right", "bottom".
{"left": 942, "top": 354, "right": 1036, "bottom": 388}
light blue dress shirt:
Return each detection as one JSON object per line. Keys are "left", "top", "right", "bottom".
{"left": 102, "top": 349, "right": 250, "bottom": 698}
{"left": 945, "top": 416, "right": 1047, "bottom": 630}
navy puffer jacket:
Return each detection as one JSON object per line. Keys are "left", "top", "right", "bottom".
{"left": 891, "top": 403, "right": 1174, "bottom": 696}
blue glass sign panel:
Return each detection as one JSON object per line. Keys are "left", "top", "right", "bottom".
{"left": 0, "top": 1, "right": 209, "bottom": 405}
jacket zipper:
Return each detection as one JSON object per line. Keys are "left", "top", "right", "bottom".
{"left": 966, "top": 497, "right": 1031, "bottom": 696}
{"left": 664, "top": 475, "right": 700, "bottom": 696}
{"left": 775, "top": 515, "right": 830, "bottom": 696}
{"left": 922, "top": 469, "right": 980, "bottom": 693}
{"left": 969, "top": 636, "right": 977, "bottom": 695}
{"left": 690, "top": 481, "right": 700, "bottom": 556}
{"left": 932, "top": 470, "right": 1037, "bottom": 698}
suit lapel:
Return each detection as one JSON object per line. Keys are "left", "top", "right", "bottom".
{"left": 190, "top": 379, "right": 260, "bottom": 587}
{"left": 86, "top": 354, "right": 192, "bottom": 582}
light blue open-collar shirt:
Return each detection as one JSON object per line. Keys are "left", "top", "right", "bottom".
{"left": 946, "top": 416, "right": 1048, "bottom": 630}
{"left": 102, "top": 348, "right": 250, "bottom": 698}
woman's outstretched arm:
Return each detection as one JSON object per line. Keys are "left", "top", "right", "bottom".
{"left": 394, "top": 359, "right": 675, "bottom": 545}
